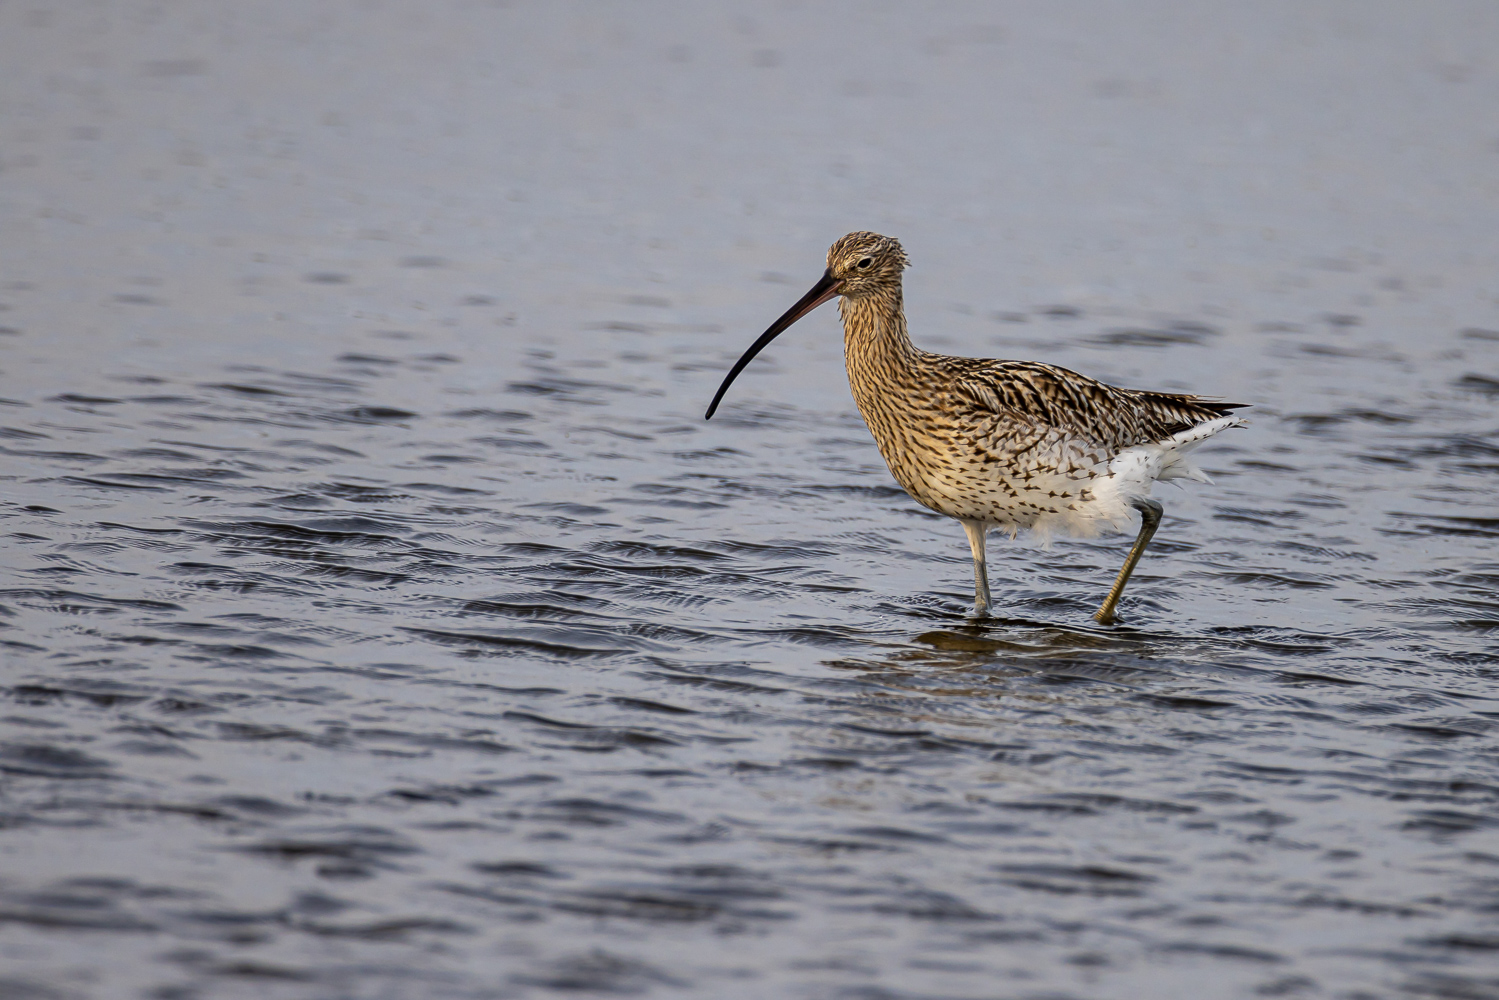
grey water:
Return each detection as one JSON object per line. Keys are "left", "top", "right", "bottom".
{"left": 2, "top": 4, "right": 1497, "bottom": 998}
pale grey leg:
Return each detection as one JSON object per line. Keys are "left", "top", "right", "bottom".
{"left": 960, "top": 520, "right": 992, "bottom": 617}
{"left": 1094, "top": 498, "right": 1164, "bottom": 624}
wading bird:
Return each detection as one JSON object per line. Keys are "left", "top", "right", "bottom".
{"left": 705, "top": 232, "right": 1245, "bottom": 622}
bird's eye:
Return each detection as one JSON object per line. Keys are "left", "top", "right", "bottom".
{"left": 856, "top": 257, "right": 874, "bottom": 269}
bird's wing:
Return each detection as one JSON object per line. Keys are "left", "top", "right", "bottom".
{"left": 948, "top": 378, "right": 1113, "bottom": 482}
{"left": 946, "top": 359, "right": 1243, "bottom": 452}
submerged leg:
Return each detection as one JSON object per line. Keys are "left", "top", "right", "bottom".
{"left": 960, "top": 520, "right": 993, "bottom": 617}
{"left": 1093, "top": 498, "right": 1164, "bottom": 625}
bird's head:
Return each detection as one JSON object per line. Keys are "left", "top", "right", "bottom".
{"left": 826, "top": 231, "right": 910, "bottom": 298}
{"left": 703, "top": 232, "right": 909, "bottom": 419}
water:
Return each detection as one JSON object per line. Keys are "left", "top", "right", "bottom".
{"left": 2, "top": 3, "right": 1497, "bottom": 998}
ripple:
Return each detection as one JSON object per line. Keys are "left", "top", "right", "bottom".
{"left": 3, "top": 11, "right": 1497, "bottom": 997}
{"left": 0, "top": 743, "right": 115, "bottom": 779}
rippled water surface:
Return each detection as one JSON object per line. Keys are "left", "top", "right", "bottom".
{"left": 3, "top": 4, "right": 1498, "bottom": 999}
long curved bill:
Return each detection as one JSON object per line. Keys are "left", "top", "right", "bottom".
{"left": 704, "top": 269, "right": 843, "bottom": 419}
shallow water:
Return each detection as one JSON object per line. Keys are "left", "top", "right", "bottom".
{"left": 2, "top": 3, "right": 1498, "bottom": 999}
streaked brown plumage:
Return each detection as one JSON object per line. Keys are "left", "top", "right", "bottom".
{"left": 707, "top": 232, "right": 1246, "bottom": 621}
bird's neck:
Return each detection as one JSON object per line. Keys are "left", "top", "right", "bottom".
{"left": 840, "top": 289, "right": 918, "bottom": 381}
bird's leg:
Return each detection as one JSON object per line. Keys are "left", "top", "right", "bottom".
{"left": 960, "top": 520, "right": 992, "bottom": 617}
{"left": 1093, "top": 498, "right": 1164, "bottom": 624}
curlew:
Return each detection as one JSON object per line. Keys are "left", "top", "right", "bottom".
{"left": 705, "top": 232, "right": 1246, "bottom": 623}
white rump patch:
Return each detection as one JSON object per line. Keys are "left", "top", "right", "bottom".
{"left": 1027, "top": 414, "right": 1244, "bottom": 544}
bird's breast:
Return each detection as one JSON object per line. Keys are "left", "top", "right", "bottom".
{"left": 849, "top": 379, "right": 1001, "bottom": 510}
{"left": 846, "top": 373, "right": 1121, "bottom": 526}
